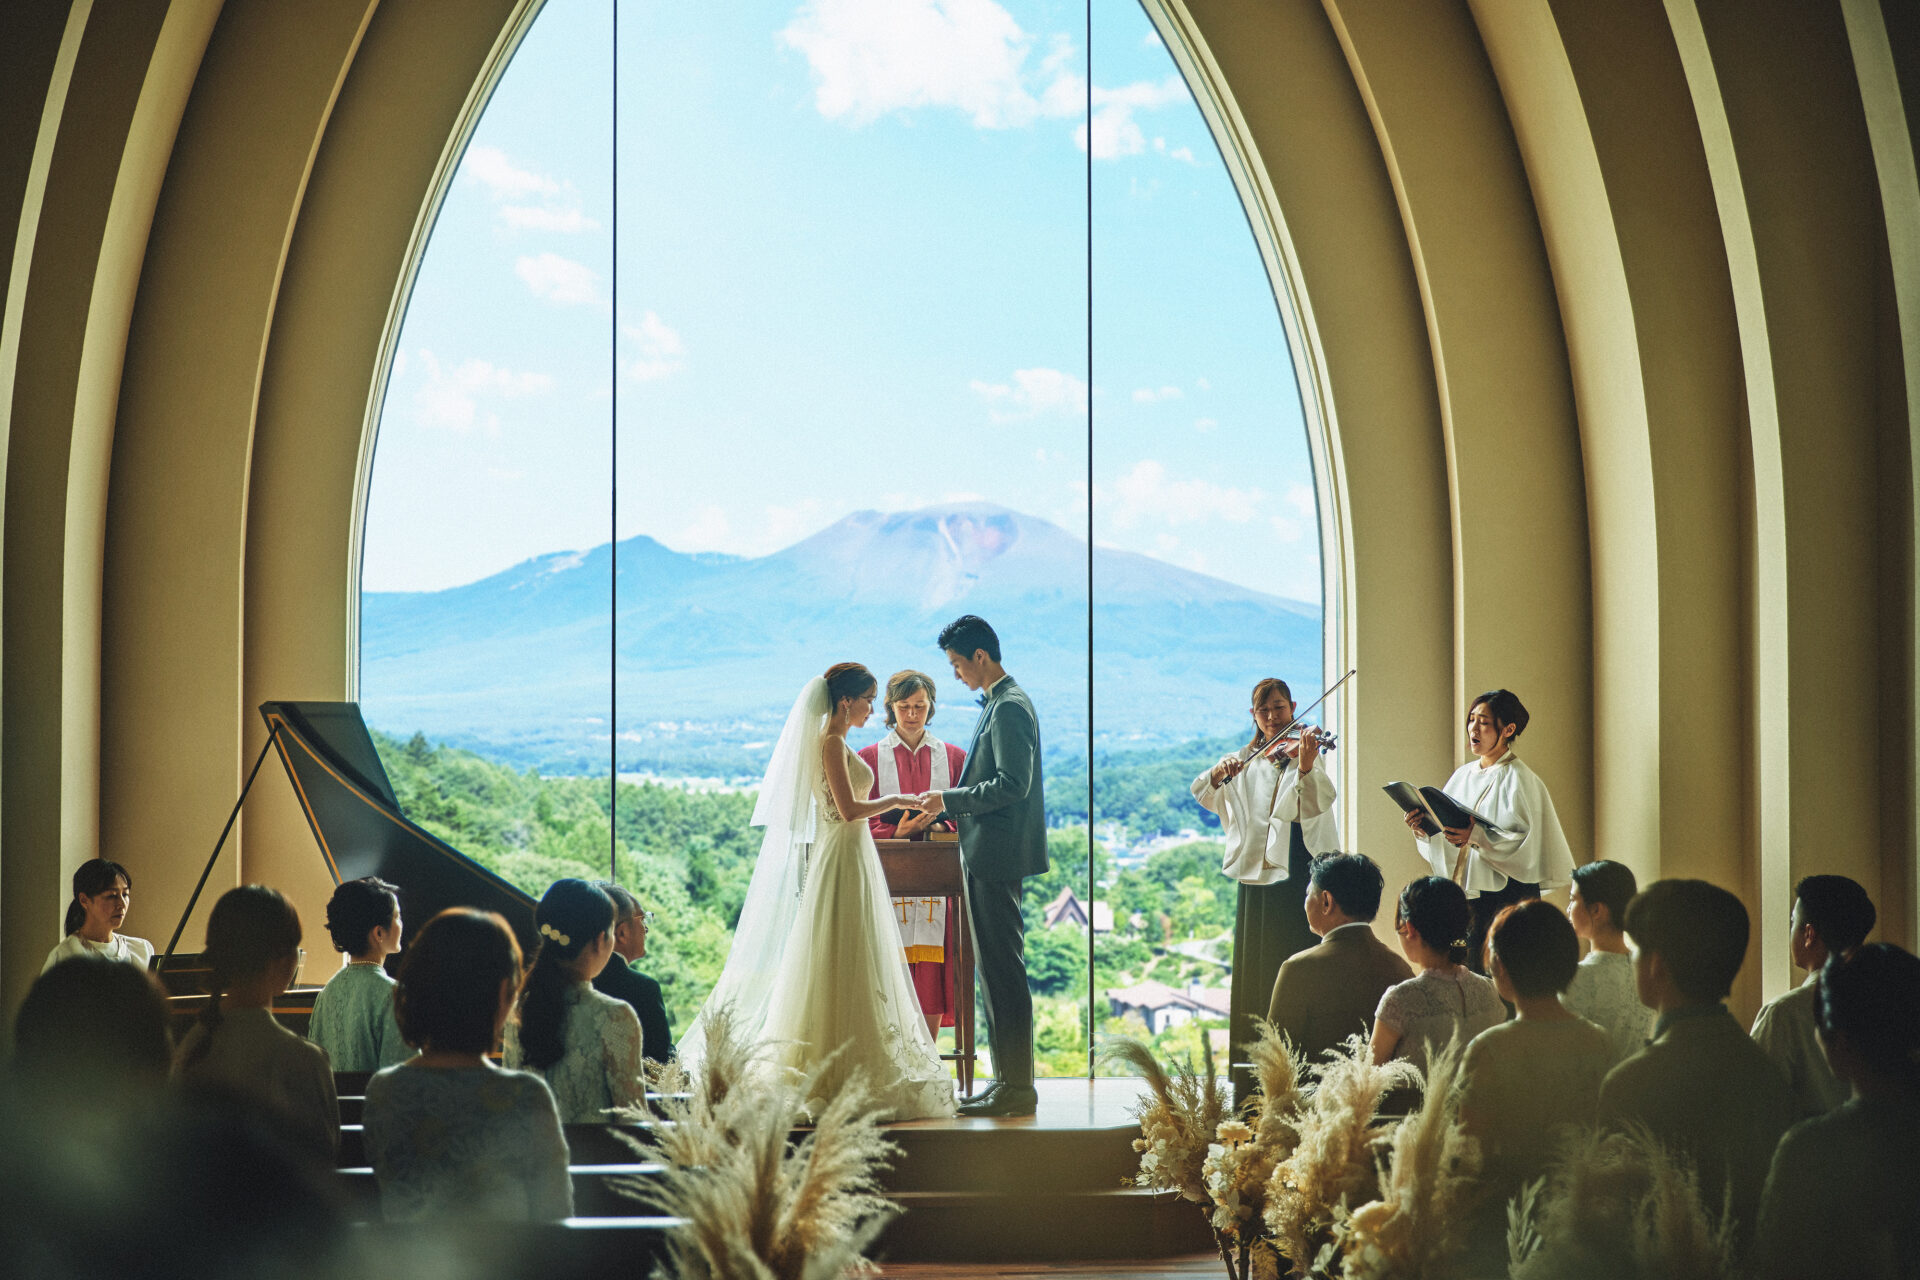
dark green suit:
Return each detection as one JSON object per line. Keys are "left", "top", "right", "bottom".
{"left": 942, "top": 676, "right": 1047, "bottom": 1088}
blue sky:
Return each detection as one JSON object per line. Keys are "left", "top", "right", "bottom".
{"left": 361, "top": 0, "right": 1319, "bottom": 603}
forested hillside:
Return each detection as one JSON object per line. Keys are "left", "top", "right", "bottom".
{"left": 374, "top": 730, "right": 1237, "bottom": 1065}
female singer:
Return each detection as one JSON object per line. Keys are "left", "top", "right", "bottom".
{"left": 1402, "top": 688, "right": 1574, "bottom": 974}
{"left": 1193, "top": 677, "right": 1340, "bottom": 1103}
{"left": 857, "top": 669, "right": 966, "bottom": 1041}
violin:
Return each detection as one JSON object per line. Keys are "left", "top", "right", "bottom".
{"left": 1213, "top": 668, "right": 1355, "bottom": 783}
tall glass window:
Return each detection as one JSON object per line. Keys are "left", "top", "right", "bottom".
{"left": 360, "top": 0, "right": 1320, "bottom": 1079}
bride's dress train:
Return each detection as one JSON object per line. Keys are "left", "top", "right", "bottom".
{"left": 679, "top": 677, "right": 956, "bottom": 1122}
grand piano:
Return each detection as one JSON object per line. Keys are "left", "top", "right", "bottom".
{"left": 156, "top": 702, "right": 538, "bottom": 1024}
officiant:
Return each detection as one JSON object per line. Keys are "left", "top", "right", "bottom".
{"left": 857, "top": 670, "right": 966, "bottom": 1041}
{"left": 1193, "top": 677, "right": 1340, "bottom": 1105}
{"left": 1405, "top": 688, "right": 1575, "bottom": 974}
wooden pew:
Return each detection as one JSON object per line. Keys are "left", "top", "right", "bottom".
{"left": 336, "top": 1162, "right": 667, "bottom": 1220}
{"left": 338, "top": 1121, "right": 658, "bottom": 1169}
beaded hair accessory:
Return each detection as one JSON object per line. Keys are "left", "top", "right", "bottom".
{"left": 538, "top": 922, "right": 571, "bottom": 947}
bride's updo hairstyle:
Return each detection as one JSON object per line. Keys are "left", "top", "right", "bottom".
{"left": 824, "top": 662, "right": 876, "bottom": 712}
{"left": 516, "top": 878, "right": 615, "bottom": 1071}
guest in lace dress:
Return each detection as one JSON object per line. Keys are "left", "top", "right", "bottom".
{"left": 173, "top": 886, "right": 339, "bottom": 1163}
{"left": 1755, "top": 943, "right": 1920, "bottom": 1280}
{"left": 504, "top": 879, "right": 647, "bottom": 1123}
{"left": 1370, "top": 876, "right": 1506, "bottom": 1071}
{"left": 364, "top": 908, "right": 572, "bottom": 1221}
{"left": 42, "top": 858, "right": 154, "bottom": 973}
{"left": 1562, "top": 859, "right": 1650, "bottom": 1063}
{"left": 307, "top": 876, "right": 412, "bottom": 1072}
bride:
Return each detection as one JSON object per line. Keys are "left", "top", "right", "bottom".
{"left": 680, "top": 663, "right": 957, "bottom": 1121}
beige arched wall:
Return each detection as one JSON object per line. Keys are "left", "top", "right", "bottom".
{"left": 1, "top": 0, "right": 1915, "bottom": 1023}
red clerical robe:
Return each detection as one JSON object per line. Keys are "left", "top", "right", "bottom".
{"left": 857, "top": 732, "right": 967, "bottom": 1027}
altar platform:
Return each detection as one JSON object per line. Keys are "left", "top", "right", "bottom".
{"left": 871, "top": 1077, "right": 1215, "bottom": 1264}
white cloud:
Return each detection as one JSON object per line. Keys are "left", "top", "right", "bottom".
{"left": 462, "top": 145, "right": 597, "bottom": 233}
{"left": 1105, "top": 459, "right": 1263, "bottom": 528}
{"left": 500, "top": 205, "right": 600, "bottom": 233}
{"left": 781, "top": 0, "right": 1081, "bottom": 129}
{"left": 1142, "top": 29, "right": 1163, "bottom": 48}
{"left": 1193, "top": 417, "right": 1217, "bottom": 432}
{"left": 763, "top": 497, "right": 833, "bottom": 551}
{"left": 970, "top": 366, "right": 1088, "bottom": 421}
{"left": 1074, "top": 76, "right": 1188, "bottom": 159}
{"left": 463, "top": 145, "right": 559, "bottom": 199}
{"left": 1195, "top": 376, "right": 1211, "bottom": 390}
{"left": 623, "top": 311, "right": 686, "bottom": 381}
{"left": 412, "top": 349, "right": 553, "bottom": 433}
{"left": 516, "top": 252, "right": 599, "bottom": 305}
{"left": 1270, "top": 483, "right": 1318, "bottom": 543}
{"left": 1131, "top": 385, "right": 1183, "bottom": 403}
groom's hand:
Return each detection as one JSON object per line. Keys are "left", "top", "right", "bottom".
{"left": 912, "top": 791, "right": 946, "bottom": 817}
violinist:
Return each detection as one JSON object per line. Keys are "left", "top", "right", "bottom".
{"left": 1402, "top": 688, "right": 1574, "bottom": 975}
{"left": 1193, "top": 677, "right": 1340, "bottom": 1104}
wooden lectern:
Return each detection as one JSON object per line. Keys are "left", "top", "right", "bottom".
{"left": 875, "top": 837, "right": 977, "bottom": 1094}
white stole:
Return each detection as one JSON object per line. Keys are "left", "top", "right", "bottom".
{"left": 875, "top": 729, "right": 952, "bottom": 796}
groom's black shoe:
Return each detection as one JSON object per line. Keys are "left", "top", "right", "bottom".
{"left": 958, "top": 1080, "right": 1003, "bottom": 1107}
{"left": 957, "top": 1083, "right": 1038, "bottom": 1118}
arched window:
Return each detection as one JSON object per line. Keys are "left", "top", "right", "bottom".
{"left": 360, "top": 0, "right": 1323, "bottom": 1078}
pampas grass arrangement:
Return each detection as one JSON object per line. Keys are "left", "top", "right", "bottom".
{"left": 1329, "top": 1035, "right": 1480, "bottom": 1280}
{"left": 1506, "top": 1124, "right": 1736, "bottom": 1280}
{"left": 1103, "top": 1030, "right": 1227, "bottom": 1206}
{"left": 619, "top": 1003, "right": 901, "bottom": 1280}
{"left": 1263, "top": 1035, "right": 1418, "bottom": 1278}
{"left": 1202, "top": 1023, "right": 1305, "bottom": 1261}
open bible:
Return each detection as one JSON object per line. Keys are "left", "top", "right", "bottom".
{"left": 1382, "top": 781, "right": 1511, "bottom": 840}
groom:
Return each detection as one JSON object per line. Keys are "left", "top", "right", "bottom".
{"left": 910, "top": 614, "right": 1047, "bottom": 1117}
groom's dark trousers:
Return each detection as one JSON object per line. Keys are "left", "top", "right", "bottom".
{"left": 942, "top": 676, "right": 1049, "bottom": 1091}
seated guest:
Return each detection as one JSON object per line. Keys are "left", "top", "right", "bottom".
{"left": 592, "top": 882, "right": 675, "bottom": 1064}
{"left": 1751, "top": 873, "right": 1875, "bottom": 1118}
{"left": 1598, "top": 879, "right": 1795, "bottom": 1247}
{"left": 11, "top": 953, "right": 173, "bottom": 1111}
{"left": 504, "top": 878, "right": 646, "bottom": 1122}
{"left": 1754, "top": 943, "right": 1920, "bottom": 1280}
{"left": 306, "top": 876, "right": 412, "bottom": 1072}
{"left": 1562, "top": 859, "right": 1650, "bottom": 1063}
{"left": 364, "top": 908, "right": 571, "bottom": 1221}
{"left": 1267, "top": 854, "right": 1413, "bottom": 1062}
{"left": 1459, "top": 901, "right": 1613, "bottom": 1198}
{"left": 1371, "top": 876, "right": 1505, "bottom": 1071}
{"left": 42, "top": 858, "right": 153, "bottom": 972}
{"left": 173, "top": 885, "right": 339, "bottom": 1163}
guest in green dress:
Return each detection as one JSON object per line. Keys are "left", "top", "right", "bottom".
{"left": 307, "top": 877, "right": 412, "bottom": 1072}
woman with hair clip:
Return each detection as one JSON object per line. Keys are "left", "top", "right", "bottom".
{"left": 173, "top": 885, "right": 338, "bottom": 1162}
{"left": 1404, "top": 688, "right": 1574, "bottom": 973}
{"left": 1370, "top": 876, "right": 1505, "bottom": 1070}
{"left": 43, "top": 858, "right": 154, "bottom": 972}
{"left": 1192, "top": 677, "right": 1339, "bottom": 1103}
{"left": 503, "top": 878, "right": 645, "bottom": 1123}
{"left": 683, "top": 663, "right": 956, "bottom": 1120}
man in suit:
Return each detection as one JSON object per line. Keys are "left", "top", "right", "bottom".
{"left": 592, "top": 882, "right": 675, "bottom": 1064}
{"left": 1266, "top": 853, "right": 1412, "bottom": 1062}
{"left": 910, "top": 615, "right": 1047, "bottom": 1117}
{"left": 1600, "top": 878, "right": 1795, "bottom": 1249}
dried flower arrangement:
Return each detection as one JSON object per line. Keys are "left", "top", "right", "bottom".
{"left": 1506, "top": 1123, "right": 1736, "bottom": 1280}
{"left": 620, "top": 1003, "right": 902, "bottom": 1280}
{"left": 1264, "top": 1035, "right": 1418, "bottom": 1278}
{"left": 1324, "top": 1034, "right": 1480, "bottom": 1280}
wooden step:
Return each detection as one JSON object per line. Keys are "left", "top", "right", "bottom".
{"left": 877, "top": 1187, "right": 1214, "bottom": 1262}
{"left": 351, "top": 1215, "right": 680, "bottom": 1279}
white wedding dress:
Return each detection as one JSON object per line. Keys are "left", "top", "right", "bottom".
{"left": 680, "top": 678, "right": 956, "bottom": 1122}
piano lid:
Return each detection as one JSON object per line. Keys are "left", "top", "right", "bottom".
{"left": 260, "top": 702, "right": 539, "bottom": 960}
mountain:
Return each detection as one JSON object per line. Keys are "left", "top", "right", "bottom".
{"left": 360, "top": 503, "right": 1322, "bottom": 774}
